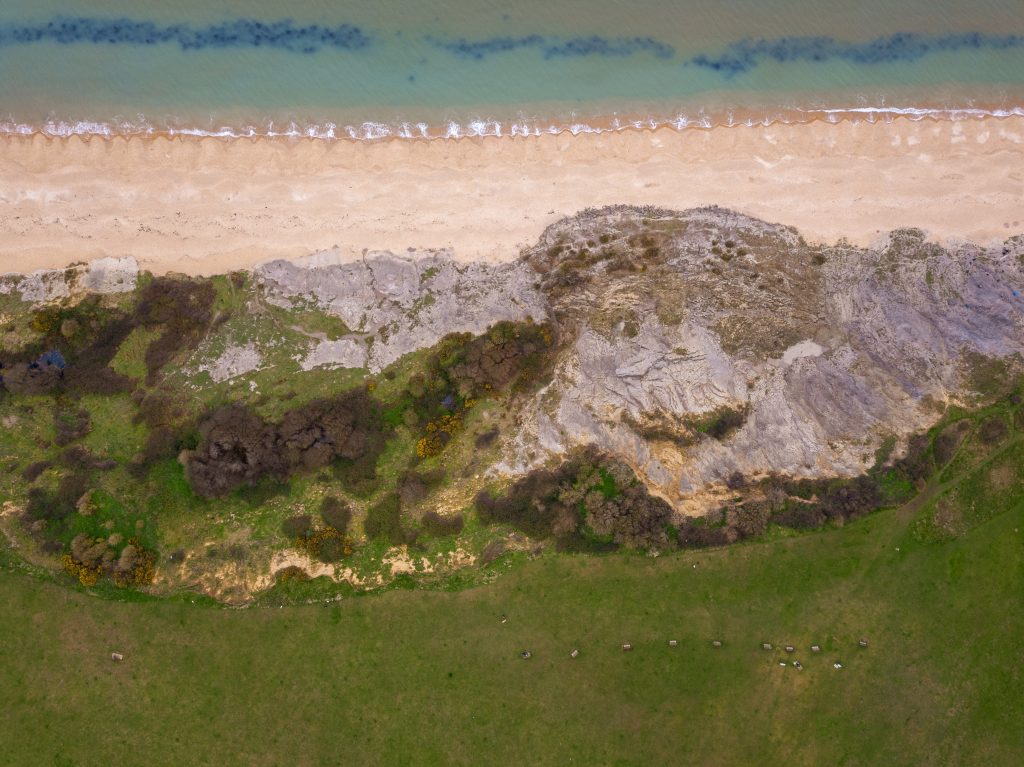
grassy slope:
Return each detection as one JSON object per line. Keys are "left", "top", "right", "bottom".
{"left": 2, "top": 487, "right": 1021, "bottom": 766}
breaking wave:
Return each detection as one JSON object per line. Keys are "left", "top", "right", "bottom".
{"left": 1, "top": 104, "right": 1022, "bottom": 142}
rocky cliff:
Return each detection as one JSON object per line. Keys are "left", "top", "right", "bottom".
{"left": 246, "top": 206, "right": 1024, "bottom": 513}
{"left": 3, "top": 206, "right": 1022, "bottom": 520}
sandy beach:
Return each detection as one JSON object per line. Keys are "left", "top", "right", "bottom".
{"left": 0, "top": 116, "right": 1021, "bottom": 276}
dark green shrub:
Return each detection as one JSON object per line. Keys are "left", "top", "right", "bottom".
{"left": 398, "top": 468, "right": 445, "bottom": 508}
{"left": 703, "top": 407, "right": 747, "bottom": 440}
{"left": 21, "top": 460, "right": 52, "bottom": 482}
{"left": 475, "top": 469, "right": 569, "bottom": 540}
{"left": 476, "top": 451, "right": 670, "bottom": 551}
{"left": 420, "top": 511, "right": 464, "bottom": 538}
{"left": 186, "top": 389, "right": 386, "bottom": 498}
{"left": 933, "top": 421, "right": 970, "bottom": 465}
{"left": 59, "top": 446, "right": 116, "bottom": 471}
{"left": 896, "top": 433, "right": 935, "bottom": 482}
{"left": 979, "top": 415, "right": 1009, "bottom": 445}
{"left": 26, "top": 472, "right": 88, "bottom": 525}
{"left": 282, "top": 515, "right": 313, "bottom": 540}
{"left": 677, "top": 520, "right": 736, "bottom": 548}
{"left": 364, "top": 493, "right": 408, "bottom": 545}
{"left": 817, "top": 476, "right": 882, "bottom": 523}
{"left": 772, "top": 505, "right": 826, "bottom": 530}
{"left": 53, "top": 407, "right": 91, "bottom": 446}
{"left": 429, "top": 320, "right": 555, "bottom": 399}
{"left": 320, "top": 496, "right": 352, "bottom": 533}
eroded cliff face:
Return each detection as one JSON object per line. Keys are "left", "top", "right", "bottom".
{"left": 5, "top": 207, "right": 1022, "bottom": 517}
{"left": 254, "top": 252, "right": 546, "bottom": 372}
{"left": 499, "top": 207, "right": 1024, "bottom": 511}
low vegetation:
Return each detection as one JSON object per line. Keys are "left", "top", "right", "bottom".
{"left": 184, "top": 388, "right": 386, "bottom": 498}
{"left": 0, "top": 271, "right": 562, "bottom": 593}
{"left": 1, "top": 260, "right": 1022, "bottom": 602}
{"left": 476, "top": 450, "right": 676, "bottom": 552}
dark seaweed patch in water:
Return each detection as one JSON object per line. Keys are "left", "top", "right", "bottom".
{"left": 690, "top": 32, "right": 1024, "bottom": 77}
{"left": 429, "top": 34, "right": 674, "bottom": 60}
{"left": 0, "top": 17, "right": 371, "bottom": 54}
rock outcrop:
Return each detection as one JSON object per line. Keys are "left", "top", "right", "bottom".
{"left": 499, "top": 207, "right": 1024, "bottom": 510}
{"left": 7, "top": 208, "right": 1023, "bottom": 514}
{"left": 1, "top": 257, "right": 138, "bottom": 301}
{"left": 254, "top": 250, "right": 545, "bottom": 371}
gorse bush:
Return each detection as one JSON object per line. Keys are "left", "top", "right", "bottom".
{"left": 62, "top": 534, "right": 156, "bottom": 587}
{"left": 294, "top": 525, "right": 352, "bottom": 563}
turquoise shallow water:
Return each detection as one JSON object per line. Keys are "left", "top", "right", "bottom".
{"left": 0, "top": 0, "right": 1023, "bottom": 137}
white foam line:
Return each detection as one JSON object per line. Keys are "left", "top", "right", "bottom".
{"left": 1, "top": 105, "right": 1021, "bottom": 142}
{"left": 804, "top": 106, "right": 1024, "bottom": 117}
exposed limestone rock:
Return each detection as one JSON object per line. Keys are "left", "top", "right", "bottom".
{"left": 1, "top": 257, "right": 139, "bottom": 302}
{"left": 197, "top": 343, "right": 263, "bottom": 383}
{"left": 81, "top": 256, "right": 138, "bottom": 294}
{"left": 13, "top": 206, "right": 1022, "bottom": 516}
{"left": 255, "top": 250, "right": 546, "bottom": 372}
{"left": 779, "top": 340, "right": 824, "bottom": 366}
{"left": 2, "top": 268, "right": 71, "bottom": 302}
{"left": 301, "top": 338, "right": 368, "bottom": 371}
{"left": 499, "top": 206, "right": 1024, "bottom": 511}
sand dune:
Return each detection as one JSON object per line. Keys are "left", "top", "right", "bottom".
{"left": 0, "top": 116, "right": 1021, "bottom": 276}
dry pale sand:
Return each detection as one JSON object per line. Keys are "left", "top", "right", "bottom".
{"left": 0, "top": 116, "right": 1022, "bottom": 276}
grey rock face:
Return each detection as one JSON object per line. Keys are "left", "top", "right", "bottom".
{"left": 302, "top": 338, "right": 368, "bottom": 371}
{"left": 1, "top": 257, "right": 138, "bottom": 302}
{"left": 8, "top": 207, "right": 1021, "bottom": 515}
{"left": 499, "top": 207, "right": 1024, "bottom": 511}
{"left": 0, "top": 269, "right": 71, "bottom": 302}
{"left": 81, "top": 257, "right": 138, "bottom": 294}
{"left": 254, "top": 250, "right": 546, "bottom": 372}
{"left": 197, "top": 343, "right": 264, "bottom": 383}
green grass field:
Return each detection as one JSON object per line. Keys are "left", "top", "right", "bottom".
{"left": 2, "top": 480, "right": 1021, "bottom": 766}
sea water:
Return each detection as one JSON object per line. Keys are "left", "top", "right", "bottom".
{"left": 0, "top": 0, "right": 1022, "bottom": 139}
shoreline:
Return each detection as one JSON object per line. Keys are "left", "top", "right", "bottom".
{"left": 3, "top": 102, "right": 1024, "bottom": 142}
{"left": 0, "top": 114, "right": 1021, "bottom": 276}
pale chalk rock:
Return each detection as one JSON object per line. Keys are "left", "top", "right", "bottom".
{"left": 302, "top": 338, "right": 368, "bottom": 371}
{"left": 198, "top": 343, "right": 263, "bottom": 383}
{"left": 82, "top": 257, "right": 138, "bottom": 294}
